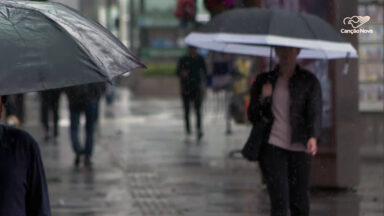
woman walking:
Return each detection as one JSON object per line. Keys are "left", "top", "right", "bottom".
{"left": 248, "top": 46, "right": 322, "bottom": 216}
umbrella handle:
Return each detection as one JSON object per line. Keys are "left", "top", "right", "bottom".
{"left": 269, "top": 47, "right": 273, "bottom": 71}
{"left": 342, "top": 52, "right": 351, "bottom": 75}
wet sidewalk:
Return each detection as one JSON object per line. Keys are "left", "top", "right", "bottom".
{"left": 20, "top": 89, "right": 383, "bottom": 216}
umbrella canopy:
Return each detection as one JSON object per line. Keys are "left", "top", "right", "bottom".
{"left": 0, "top": 1, "right": 144, "bottom": 95}
{"left": 185, "top": 8, "right": 358, "bottom": 59}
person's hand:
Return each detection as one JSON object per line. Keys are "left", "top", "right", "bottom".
{"left": 261, "top": 82, "right": 273, "bottom": 100}
{"left": 6, "top": 115, "right": 20, "bottom": 126}
{"left": 181, "top": 69, "right": 189, "bottom": 78}
{"left": 306, "top": 137, "right": 317, "bottom": 156}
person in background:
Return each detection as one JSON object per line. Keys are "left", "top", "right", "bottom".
{"left": 176, "top": 46, "right": 207, "bottom": 140}
{"left": 4, "top": 97, "right": 20, "bottom": 126}
{"left": 40, "top": 89, "right": 62, "bottom": 141}
{"left": 248, "top": 46, "right": 322, "bottom": 216}
{"left": 0, "top": 96, "right": 51, "bottom": 215}
{"left": 209, "top": 52, "right": 234, "bottom": 135}
{"left": 65, "top": 83, "right": 105, "bottom": 168}
{"left": 5, "top": 94, "right": 25, "bottom": 125}
{"left": 104, "top": 81, "right": 116, "bottom": 118}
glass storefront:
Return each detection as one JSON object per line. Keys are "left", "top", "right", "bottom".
{"left": 358, "top": 1, "right": 384, "bottom": 112}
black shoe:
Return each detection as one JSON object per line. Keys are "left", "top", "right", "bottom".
{"left": 84, "top": 159, "right": 93, "bottom": 168}
{"left": 74, "top": 154, "right": 81, "bottom": 167}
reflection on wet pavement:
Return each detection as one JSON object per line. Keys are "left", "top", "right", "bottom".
{"left": 20, "top": 89, "right": 383, "bottom": 216}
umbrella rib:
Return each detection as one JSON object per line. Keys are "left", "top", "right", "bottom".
{"left": 297, "top": 13, "right": 328, "bottom": 58}
{"left": 298, "top": 13, "right": 319, "bottom": 40}
{"left": 0, "top": 5, "right": 53, "bottom": 91}
{"left": 0, "top": 8, "right": 28, "bottom": 55}
{"left": 39, "top": 2, "right": 146, "bottom": 74}
{"left": 37, "top": 4, "right": 144, "bottom": 78}
{"left": 1, "top": 3, "right": 109, "bottom": 80}
{"left": 1, "top": 15, "right": 50, "bottom": 89}
{"left": 0, "top": 10, "right": 7, "bottom": 19}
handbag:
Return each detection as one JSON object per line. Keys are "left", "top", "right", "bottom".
{"left": 241, "top": 120, "right": 269, "bottom": 162}
{"left": 242, "top": 75, "right": 274, "bottom": 162}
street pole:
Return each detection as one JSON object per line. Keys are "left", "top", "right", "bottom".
{"left": 129, "top": 0, "right": 136, "bottom": 52}
{"left": 106, "top": 0, "right": 113, "bottom": 30}
{"left": 119, "top": 0, "right": 128, "bottom": 46}
{"left": 139, "top": 0, "right": 145, "bottom": 12}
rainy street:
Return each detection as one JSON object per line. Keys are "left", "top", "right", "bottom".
{"left": 19, "top": 88, "right": 383, "bottom": 216}
{"left": 0, "top": 0, "right": 382, "bottom": 216}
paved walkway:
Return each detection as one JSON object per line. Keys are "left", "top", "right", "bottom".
{"left": 18, "top": 89, "right": 383, "bottom": 216}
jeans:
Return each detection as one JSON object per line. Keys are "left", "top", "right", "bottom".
{"left": 69, "top": 99, "right": 98, "bottom": 162}
{"left": 259, "top": 144, "right": 311, "bottom": 216}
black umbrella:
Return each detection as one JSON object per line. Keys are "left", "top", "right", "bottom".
{"left": 186, "top": 8, "right": 357, "bottom": 59}
{"left": 0, "top": 1, "right": 145, "bottom": 95}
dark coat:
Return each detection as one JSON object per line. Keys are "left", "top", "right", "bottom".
{"left": 65, "top": 83, "right": 106, "bottom": 111}
{"left": 0, "top": 125, "right": 50, "bottom": 216}
{"left": 247, "top": 65, "right": 323, "bottom": 146}
{"left": 40, "top": 89, "right": 62, "bottom": 106}
{"left": 176, "top": 55, "right": 207, "bottom": 95}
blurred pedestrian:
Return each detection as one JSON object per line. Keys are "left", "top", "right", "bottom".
{"left": 3, "top": 97, "right": 20, "bottom": 126}
{"left": 0, "top": 96, "right": 51, "bottom": 215}
{"left": 40, "top": 89, "right": 62, "bottom": 141}
{"left": 6, "top": 94, "right": 25, "bottom": 125}
{"left": 104, "top": 81, "right": 116, "bottom": 118}
{"left": 209, "top": 52, "right": 234, "bottom": 134}
{"left": 248, "top": 46, "right": 322, "bottom": 216}
{"left": 65, "top": 83, "right": 105, "bottom": 167}
{"left": 176, "top": 46, "right": 207, "bottom": 140}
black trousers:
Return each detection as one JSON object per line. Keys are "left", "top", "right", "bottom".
{"left": 181, "top": 91, "right": 203, "bottom": 134}
{"left": 259, "top": 144, "right": 311, "bottom": 216}
{"left": 40, "top": 92, "right": 60, "bottom": 136}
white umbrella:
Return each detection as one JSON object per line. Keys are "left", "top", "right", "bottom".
{"left": 185, "top": 8, "right": 358, "bottom": 59}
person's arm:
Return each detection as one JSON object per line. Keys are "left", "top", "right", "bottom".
{"left": 306, "top": 76, "right": 322, "bottom": 156}
{"left": 201, "top": 56, "right": 207, "bottom": 77}
{"left": 26, "top": 134, "right": 51, "bottom": 216}
{"left": 247, "top": 74, "right": 273, "bottom": 124}
{"left": 307, "top": 76, "right": 322, "bottom": 141}
{"left": 200, "top": 56, "right": 208, "bottom": 93}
